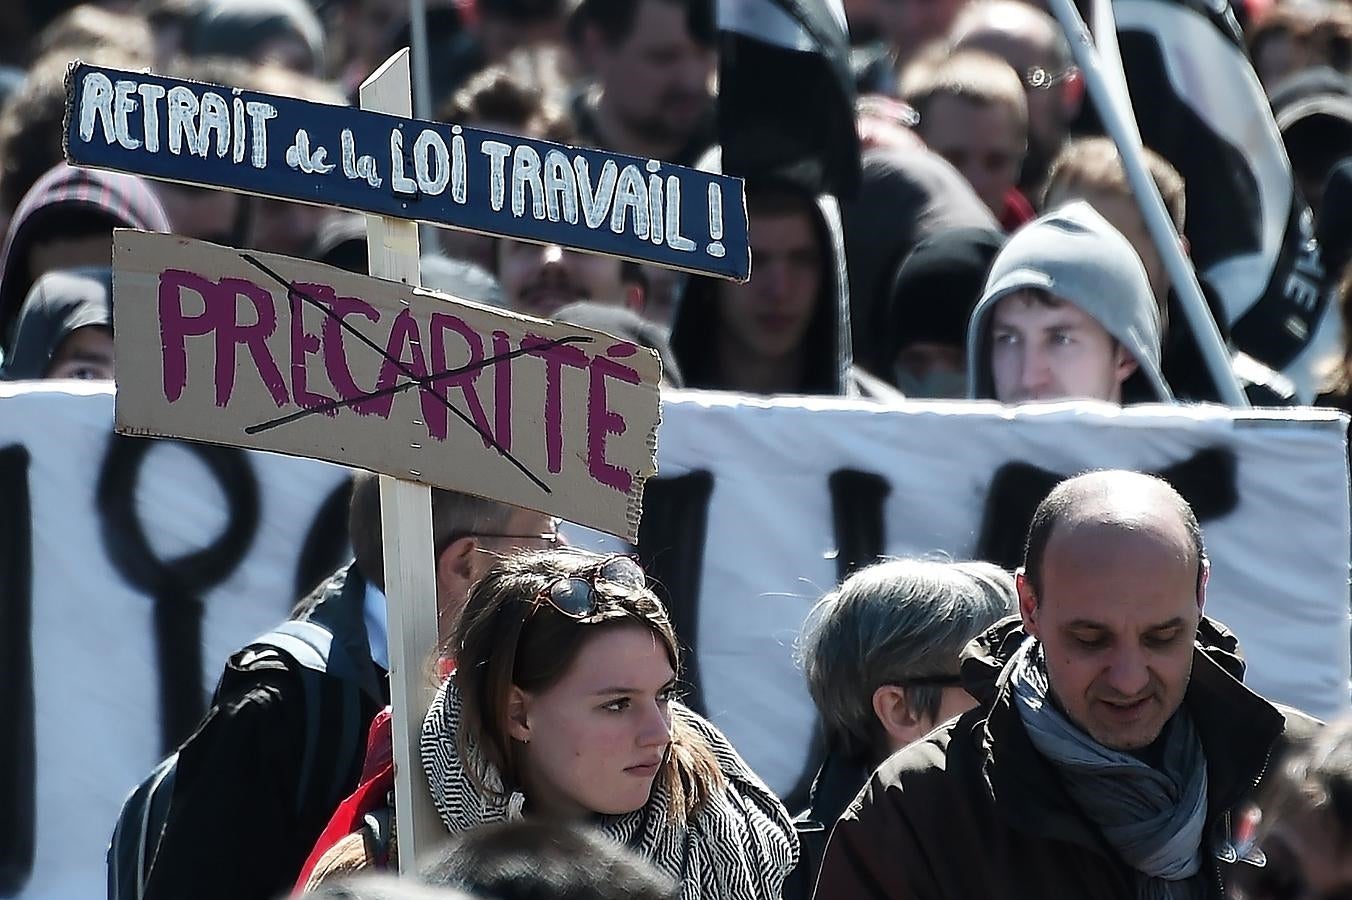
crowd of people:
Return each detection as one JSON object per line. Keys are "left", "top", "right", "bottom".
{"left": 2, "top": 0, "right": 1351, "bottom": 897}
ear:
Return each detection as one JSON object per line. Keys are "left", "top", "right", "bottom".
{"left": 435, "top": 535, "right": 481, "bottom": 637}
{"left": 1180, "top": 234, "right": 1191, "bottom": 258}
{"left": 1196, "top": 555, "right": 1210, "bottom": 612}
{"left": 507, "top": 686, "right": 532, "bottom": 743}
{"left": 1016, "top": 567, "right": 1040, "bottom": 637}
{"left": 1114, "top": 345, "right": 1139, "bottom": 384}
{"left": 1060, "top": 68, "right": 1085, "bottom": 118}
{"left": 872, "top": 684, "right": 924, "bottom": 750}
{"left": 625, "top": 281, "right": 645, "bottom": 312}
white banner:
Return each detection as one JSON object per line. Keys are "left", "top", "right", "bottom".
{"left": 646, "top": 393, "right": 1352, "bottom": 799}
{"left": 0, "top": 383, "right": 352, "bottom": 900}
{"left": 5, "top": 385, "right": 1349, "bottom": 898}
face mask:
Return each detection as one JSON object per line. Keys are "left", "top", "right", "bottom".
{"left": 893, "top": 366, "right": 968, "bottom": 399}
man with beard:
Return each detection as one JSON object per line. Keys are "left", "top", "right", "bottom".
{"left": 495, "top": 238, "right": 645, "bottom": 319}
{"left": 814, "top": 470, "right": 1312, "bottom": 900}
{"left": 571, "top": 0, "right": 716, "bottom": 166}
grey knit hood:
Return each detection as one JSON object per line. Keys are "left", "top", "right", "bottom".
{"left": 966, "top": 201, "right": 1172, "bottom": 403}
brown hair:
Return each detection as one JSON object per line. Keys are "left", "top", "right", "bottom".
{"left": 0, "top": 47, "right": 147, "bottom": 213}
{"left": 346, "top": 471, "right": 516, "bottom": 593}
{"left": 1249, "top": 3, "right": 1352, "bottom": 82}
{"left": 903, "top": 50, "right": 1029, "bottom": 135}
{"left": 36, "top": 5, "right": 154, "bottom": 62}
{"left": 1322, "top": 259, "right": 1352, "bottom": 398}
{"left": 440, "top": 46, "right": 575, "bottom": 143}
{"left": 451, "top": 549, "right": 722, "bottom": 822}
{"left": 1043, "top": 136, "right": 1187, "bottom": 232}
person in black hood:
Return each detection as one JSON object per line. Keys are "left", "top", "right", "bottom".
{"left": 874, "top": 226, "right": 1005, "bottom": 396}
{"left": 2, "top": 266, "right": 113, "bottom": 381}
{"left": 671, "top": 179, "right": 898, "bottom": 398}
{"left": 0, "top": 162, "right": 170, "bottom": 357}
{"left": 1269, "top": 67, "right": 1352, "bottom": 221}
{"left": 841, "top": 147, "right": 997, "bottom": 379}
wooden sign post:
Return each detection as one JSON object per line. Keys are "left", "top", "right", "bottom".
{"left": 66, "top": 50, "right": 744, "bottom": 870}
{"left": 360, "top": 50, "right": 441, "bottom": 872}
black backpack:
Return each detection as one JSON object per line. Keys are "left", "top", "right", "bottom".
{"left": 107, "top": 618, "right": 363, "bottom": 900}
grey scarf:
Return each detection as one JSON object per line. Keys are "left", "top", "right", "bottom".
{"left": 1010, "top": 639, "right": 1209, "bottom": 900}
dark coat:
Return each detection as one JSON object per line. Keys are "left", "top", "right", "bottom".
{"left": 139, "top": 564, "right": 387, "bottom": 900}
{"left": 1, "top": 266, "right": 111, "bottom": 380}
{"left": 670, "top": 177, "right": 901, "bottom": 400}
{"left": 783, "top": 750, "right": 873, "bottom": 900}
{"left": 813, "top": 618, "right": 1311, "bottom": 900}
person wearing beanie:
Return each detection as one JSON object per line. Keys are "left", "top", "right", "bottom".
{"left": 874, "top": 226, "right": 1005, "bottom": 397}
{"left": 965, "top": 201, "right": 1173, "bottom": 405}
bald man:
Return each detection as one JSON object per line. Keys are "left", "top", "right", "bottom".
{"left": 814, "top": 471, "right": 1313, "bottom": 900}
{"left": 950, "top": 0, "right": 1082, "bottom": 190}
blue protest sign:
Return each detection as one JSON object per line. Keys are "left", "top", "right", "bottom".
{"left": 64, "top": 62, "right": 749, "bottom": 281}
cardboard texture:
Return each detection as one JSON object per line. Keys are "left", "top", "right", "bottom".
{"left": 65, "top": 62, "right": 750, "bottom": 282}
{"left": 112, "top": 229, "right": 661, "bottom": 541}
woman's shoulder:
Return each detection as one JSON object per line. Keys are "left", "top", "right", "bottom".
{"left": 671, "top": 703, "right": 796, "bottom": 838}
{"left": 669, "top": 704, "right": 801, "bottom": 898}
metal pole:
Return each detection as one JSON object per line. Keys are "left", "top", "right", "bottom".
{"left": 1044, "top": 0, "right": 1250, "bottom": 407}
{"left": 408, "top": 0, "right": 434, "bottom": 120}
{"left": 408, "top": 0, "right": 437, "bottom": 257}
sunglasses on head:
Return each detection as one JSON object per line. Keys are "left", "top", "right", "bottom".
{"left": 534, "top": 555, "right": 647, "bottom": 621}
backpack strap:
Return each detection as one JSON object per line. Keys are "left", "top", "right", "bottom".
{"left": 242, "top": 620, "right": 363, "bottom": 818}
{"left": 107, "top": 751, "right": 178, "bottom": 900}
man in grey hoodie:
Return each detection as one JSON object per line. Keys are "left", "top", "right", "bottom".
{"left": 965, "top": 201, "right": 1173, "bottom": 404}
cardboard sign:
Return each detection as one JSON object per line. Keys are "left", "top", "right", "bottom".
{"left": 64, "top": 62, "right": 750, "bottom": 282}
{"left": 112, "top": 230, "right": 660, "bottom": 541}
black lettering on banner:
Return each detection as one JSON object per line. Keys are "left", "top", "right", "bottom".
{"left": 0, "top": 445, "right": 34, "bottom": 897}
{"left": 635, "top": 471, "right": 714, "bottom": 717}
{"left": 828, "top": 469, "right": 892, "bottom": 581}
{"left": 96, "top": 436, "right": 261, "bottom": 753}
{"left": 775, "top": 470, "right": 893, "bottom": 811}
{"left": 975, "top": 447, "right": 1241, "bottom": 569}
{"left": 292, "top": 477, "right": 354, "bottom": 600}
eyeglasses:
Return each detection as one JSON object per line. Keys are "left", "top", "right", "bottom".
{"left": 535, "top": 555, "right": 647, "bottom": 621}
{"left": 436, "top": 521, "right": 562, "bottom": 559}
{"left": 473, "top": 529, "right": 561, "bottom": 545}
{"left": 1025, "top": 66, "right": 1077, "bottom": 90}
{"left": 888, "top": 673, "right": 964, "bottom": 689}
{"left": 472, "top": 517, "right": 562, "bottom": 546}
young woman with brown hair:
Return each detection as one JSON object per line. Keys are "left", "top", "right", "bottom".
{"left": 419, "top": 548, "right": 797, "bottom": 899}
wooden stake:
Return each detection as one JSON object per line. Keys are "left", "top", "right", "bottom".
{"left": 360, "top": 48, "right": 443, "bottom": 872}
